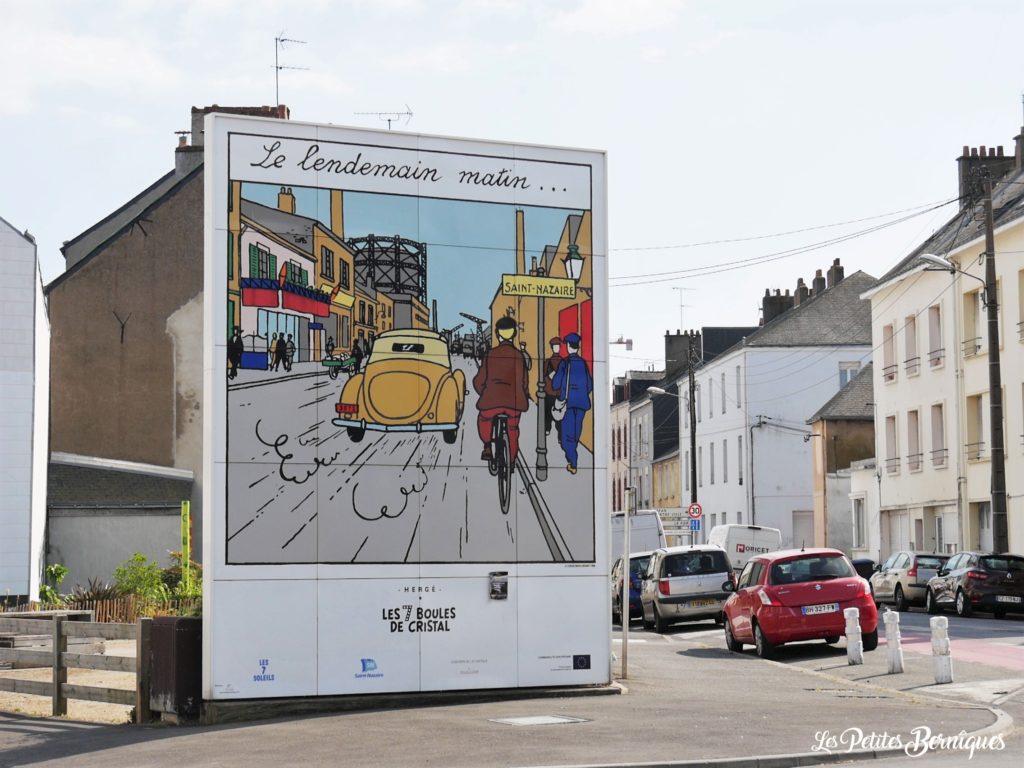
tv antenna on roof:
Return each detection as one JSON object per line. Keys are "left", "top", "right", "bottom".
{"left": 354, "top": 105, "right": 414, "bottom": 130}
{"left": 274, "top": 33, "right": 309, "bottom": 106}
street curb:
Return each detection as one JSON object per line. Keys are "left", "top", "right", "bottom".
{"left": 518, "top": 638, "right": 1015, "bottom": 768}
{"left": 520, "top": 708, "right": 1013, "bottom": 768}
{"left": 201, "top": 682, "right": 623, "bottom": 726}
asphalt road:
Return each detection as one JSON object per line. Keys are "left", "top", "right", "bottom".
{"left": 223, "top": 358, "right": 595, "bottom": 565}
{"left": 0, "top": 618, "right": 1009, "bottom": 768}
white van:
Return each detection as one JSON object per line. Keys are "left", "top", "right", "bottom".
{"left": 611, "top": 509, "right": 667, "bottom": 557}
{"left": 706, "top": 524, "right": 782, "bottom": 573}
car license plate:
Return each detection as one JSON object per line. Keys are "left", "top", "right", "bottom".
{"left": 996, "top": 595, "right": 1022, "bottom": 604}
{"left": 689, "top": 599, "right": 716, "bottom": 608}
{"left": 801, "top": 603, "right": 839, "bottom": 615}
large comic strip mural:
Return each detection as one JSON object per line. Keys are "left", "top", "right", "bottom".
{"left": 204, "top": 116, "right": 608, "bottom": 698}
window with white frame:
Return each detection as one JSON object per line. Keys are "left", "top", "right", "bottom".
{"left": 904, "top": 314, "right": 919, "bottom": 375}
{"left": 735, "top": 365, "right": 741, "bottom": 407}
{"left": 710, "top": 442, "right": 715, "bottom": 485}
{"left": 930, "top": 403, "right": 946, "bottom": 467}
{"left": 722, "top": 438, "right": 728, "bottom": 483}
{"left": 882, "top": 324, "right": 897, "bottom": 382}
{"left": 907, "top": 410, "right": 922, "bottom": 471}
{"left": 839, "top": 361, "right": 860, "bottom": 388}
{"left": 738, "top": 434, "right": 744, "bottom": 485}
{"left": 721, "top": 372, "right": 726, "bottom": 414}
{"left": 708, "top": 378, "right": 714, "bottom": 419}
{"left": 852, "top": 497, "right": 866, "bottom": 548}
{"left": 698, "top": 446, "right": 703, "bottom": 487}
{"left": 885, "top": 415, "right": 899, "bottom": 473}
{"left": 966, "top": 394, "right": 984, "bottom": 460}
{"left": 928, "top": 303, "right": 944, "bottom": 367}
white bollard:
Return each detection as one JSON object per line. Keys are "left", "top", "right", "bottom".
{"left": 884, "top": 609, "right": 904, "bottom": 674}
{"left": 930, "top": 615, "right": 954, "bottom": 684}
{"left": 844, "top": 607, "right": 863, "bottom": 665}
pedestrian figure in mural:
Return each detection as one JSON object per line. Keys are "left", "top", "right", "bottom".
{"left": 285, "top": 334, "right": 295, "bottom": 372}
{"left": 350, "top": 338, "right": 364, "bottom": 373}
{"left": 227, "top": 327, "right": 244, "bottom": 379}
{"left": 274, "top": 333, "right": 288, "bottom": 373}
{"left": 270, "top": 332, "right": 281, "bottom": 371}
{"left": 325, "top": 336, "right": 335, "bottom": 360}
{"left": 550, "top": 332, "right": 592, "bottom": 475}
{"left": 543, "top": 336, "right": 563, "bottom": 440}
{"left": 473, "top": 316, "right": 530, "bottom": 463}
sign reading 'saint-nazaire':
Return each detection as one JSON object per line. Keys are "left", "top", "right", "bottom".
{"left": 501, "top": 274, "right": 577, "bottom": 299}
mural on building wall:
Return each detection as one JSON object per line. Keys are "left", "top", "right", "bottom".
{"left": 223, "top": 143, "right": 598, "bottom": 565}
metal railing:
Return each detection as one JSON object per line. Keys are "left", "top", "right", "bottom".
{"left": 928, "top": 348, "right": 945, "bottom": 367}
{"left": 1018, "top": 321, "right": 1024, "bottom": 343}
{"left": 966, "top": 441, "right": 986, "bottom": 461}
{"left": 904, "top": 356, "right": 921, "bottom": 376}
{"left": 962, "top": 337, "right": 982, "bottom": 357}
{"left": 885, "top": 456, "right": 901, "bottom": 474}
{"left": 882, "top": 363, "right": 898, "bottom": 383}
{"left": 906, "top": 452, "right": 923, "bottom": 472}
{"left": 930, "top": 448, "right": 948, "bottom": 468}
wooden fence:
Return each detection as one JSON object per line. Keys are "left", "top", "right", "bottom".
{"left": 3, "top": 596, "right": 200, "bottom": 624}
{"left": 0, "top": 614, "right": 152, "bottom": 722}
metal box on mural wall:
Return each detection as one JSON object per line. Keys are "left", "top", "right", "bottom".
{"left": 150, "top": 616, "right": 202, "bottom": 720}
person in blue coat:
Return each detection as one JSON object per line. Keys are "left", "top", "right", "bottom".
{"left": 550, "top": 332, "right": 593, "bottom": 474}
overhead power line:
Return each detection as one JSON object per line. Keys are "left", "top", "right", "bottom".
{"left": 610, "top": 199, "right": 957, "bottom": 287}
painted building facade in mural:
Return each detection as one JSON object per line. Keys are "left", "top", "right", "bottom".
{"left": 205, "top": 116, "right": 608, "bottom": 698}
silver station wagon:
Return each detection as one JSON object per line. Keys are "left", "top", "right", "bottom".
{"left": 640, "top": 545, "right": 736, "bottom": 633}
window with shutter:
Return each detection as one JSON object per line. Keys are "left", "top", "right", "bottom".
{"left": 249, "top": 243, "right": 259, "bottom": 277}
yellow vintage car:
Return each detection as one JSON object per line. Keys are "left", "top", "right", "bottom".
{"left": 333, "top": 328, "right": 466, "bottom": 443}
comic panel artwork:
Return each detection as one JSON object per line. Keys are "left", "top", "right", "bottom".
{"left": 224, "top": 140, "right": 598, "bottom": 565}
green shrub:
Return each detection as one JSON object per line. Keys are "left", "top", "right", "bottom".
{"left": 70, "top": 578, "right": 124, "bottom": 601}
{"left": 113, "top": 553, "right": 170, "bottom": 601}
{"left": 39, "top": 563, "right": 68, "bottom": 604}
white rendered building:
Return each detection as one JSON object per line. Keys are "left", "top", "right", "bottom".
{"left": 677, "top": 268, "right": 874, "bottom": 547}
{"left": 0, "top": 216, "right": 49, "bottom": 601}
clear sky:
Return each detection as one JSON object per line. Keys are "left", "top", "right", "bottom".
{"left": 4, "top": 0, "right": 1024, "bottom": 377}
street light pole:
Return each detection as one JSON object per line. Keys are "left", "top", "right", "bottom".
{"left": 621, "top": 485, "right": 633, "bottom": 679}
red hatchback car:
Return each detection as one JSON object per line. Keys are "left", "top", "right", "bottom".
{"left": 722, "top": 548, "right": 878, "bottom": 658}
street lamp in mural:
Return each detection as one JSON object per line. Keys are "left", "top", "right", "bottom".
{"left": 563, "top": 243, "right": 585, "bottom": 283}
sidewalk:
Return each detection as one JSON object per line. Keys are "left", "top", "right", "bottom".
{"left": 0, "top": 629, "right": 1014, "bottom": 768}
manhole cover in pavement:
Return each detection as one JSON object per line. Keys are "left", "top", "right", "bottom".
{"left": 489, "top": 715, "right": 589, "bottom": 726}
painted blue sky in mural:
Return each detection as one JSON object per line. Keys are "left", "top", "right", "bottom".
{"left": 242, "top": 183, "right": 582, "bottom": 332}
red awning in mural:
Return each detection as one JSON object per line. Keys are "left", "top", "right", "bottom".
{"left": 283, "top": 290, "right": 331, "bottom": 318}
{"left": 242, "top": 286, "right": 279, "bottom": 307}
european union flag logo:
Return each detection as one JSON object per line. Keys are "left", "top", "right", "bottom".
{"left": 361, "top": 658, "right": 378, "bottom": 673}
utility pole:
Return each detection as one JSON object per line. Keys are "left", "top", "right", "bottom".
{"left": 981, "top": 173, "right": 1008, "bottom": 550}
{"left": 687, "top": 333, "right": 698, "bottom": 507}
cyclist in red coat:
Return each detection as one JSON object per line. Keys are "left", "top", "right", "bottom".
{"left": 473, "top": 316, "right": 530, "bottom": 463}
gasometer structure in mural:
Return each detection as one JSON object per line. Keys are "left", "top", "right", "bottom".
{"left": 203, "top": 113, "right": 608, "bottom": 698}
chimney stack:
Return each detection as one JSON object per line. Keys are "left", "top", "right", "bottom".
{"left": 826, "top": 258, "right": 845, "bottom": 288}
{"left": 812, "top": 269, "right": 826, "bottom": 295}
{"left": 957, "top": 143, "right": 1014, "bottom": 203}
{"left": 762, "top": 287, "right": 795, "bottom": 325}
{"left": 278, "top": 186, "right": 296, "bottom": 213}
{"left": 794, "top": 277, "right": 810, "bottom": 306}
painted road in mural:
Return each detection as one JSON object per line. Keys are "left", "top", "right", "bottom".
{"left": 225, "top": 353, "right": 594, "bottom": 565}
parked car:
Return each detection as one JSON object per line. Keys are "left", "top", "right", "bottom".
{"left": 925, "top": 551, "right": 1024, "bottom": 618}
{"left": 639, "top": 545, "right": 734, "bottom": 633}
{"left": 706, "top": 524, "right": 783, "bottom": 573}
{"left": 611, "top": 551, "right": 653, "bottom": 624}
{"left": 333, "top": 329, "right": 466, "bottom": 444}
{"left": 722, "top": 548, "right": 878, "bottom": 659}
{"left": 870, "top": 551, "right": 950, "bottom": 611}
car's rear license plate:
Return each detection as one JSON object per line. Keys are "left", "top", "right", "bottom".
{"left": 802, "top": 603, "right": 839, "bottom": 615}
{"left": 996, "top": 595, "right": 1022, "bottom": 603}
{"left": 689, "top": 599, "right": 716, "bottom": 608}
